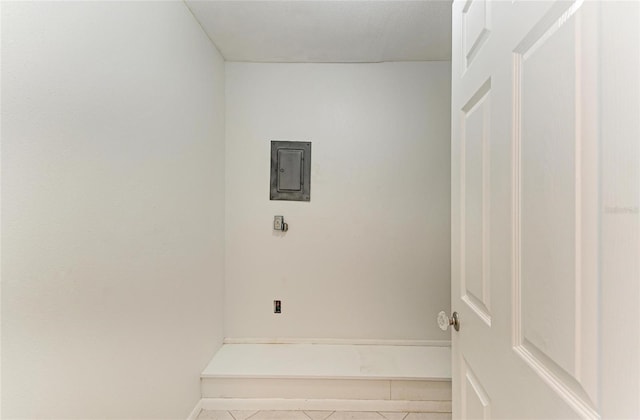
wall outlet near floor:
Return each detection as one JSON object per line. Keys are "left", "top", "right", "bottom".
{"left": 273, "top": 300, "right": 282, "bottom": 314}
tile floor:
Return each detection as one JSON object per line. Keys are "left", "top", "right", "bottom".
{"left": 197, "top": 410, "right": 452, "bottom": 420}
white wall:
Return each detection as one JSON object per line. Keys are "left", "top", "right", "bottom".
{"left": 225, "top": 62, "right": 451, "bottom": 341}
{"left": 1, "top": 2, "right": 225, "bottom": 418}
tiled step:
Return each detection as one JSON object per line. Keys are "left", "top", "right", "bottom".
{"left": 200, "top": 344, "right": 451, "bottom": 402}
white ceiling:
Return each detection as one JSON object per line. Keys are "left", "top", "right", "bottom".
{"left": 185, "top": 1, "right": 452, "bottom": 63}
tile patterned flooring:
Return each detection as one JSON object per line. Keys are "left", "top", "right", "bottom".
{"left": 197, "top": 410, "right": 452, "bottom": 420}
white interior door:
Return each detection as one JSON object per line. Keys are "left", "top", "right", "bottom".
{"left": 450, "top": 0, "right": 640, "bottom": 418}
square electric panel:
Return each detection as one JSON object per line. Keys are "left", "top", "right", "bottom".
{"left": 270, "top": 141, "right": 311, "bottom": 201}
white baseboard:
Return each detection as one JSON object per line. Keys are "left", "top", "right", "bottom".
{"left": 196, "top": 398, "right": 452, "bottom": 413}
{"left": 186, "top": 398, "right": 203, "bottom": 420}
{"left": 222, "top": 338, "right": 451, "bottom": 347}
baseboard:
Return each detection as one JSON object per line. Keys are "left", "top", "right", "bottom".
{"left": 186, "top": 398, "right": 203, "bottom": 420}
{"left": 196, "top": 398, "right": 452, "bottom": 413}
{"left": 222, "top": 338, "right": 451, "bottom": 347}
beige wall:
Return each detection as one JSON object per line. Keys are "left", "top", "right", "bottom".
{"left": 1, "top": 2, "right": 226, "bottom": 418}
{"left": 224, "top": 62, "right": 451, "bottom": 341}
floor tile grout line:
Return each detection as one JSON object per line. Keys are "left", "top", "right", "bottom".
{"left": 310, "top": 410, "right": 335, "bottom": 420}
{"left": 245, "top": 411, "right": 259, "bottom": 420}
{"left": 196, "top": 410, "right": 453, "bottom": 420}
{"left": 229, "top": 410, "right": 259, "bottom": 420}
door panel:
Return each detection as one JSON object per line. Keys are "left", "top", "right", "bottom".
{"left": 462, "top": 0, "right": 491, "bottom": 70}
{"left": 513, "top": 1, "right": 599, "bottom": 411}
{"left": 461, "top": 80, "right": 492, "bottom": 325}
{"left": 461, "top": 358, "right": 491, "bottom": 420}
{"left": 451, "top": 0, "right": 640, "bottom": 418}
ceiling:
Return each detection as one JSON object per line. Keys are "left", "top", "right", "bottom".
{"left": 185, "top": 1, "right": 452, "bottom": 63}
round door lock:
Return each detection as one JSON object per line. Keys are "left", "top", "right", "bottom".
{"left": 437, "top": 311, "right": 460, "bottom": 332}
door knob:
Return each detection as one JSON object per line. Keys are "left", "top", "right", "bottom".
{"left": 437, "top": 311, "right": 460, "bottom": 331}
